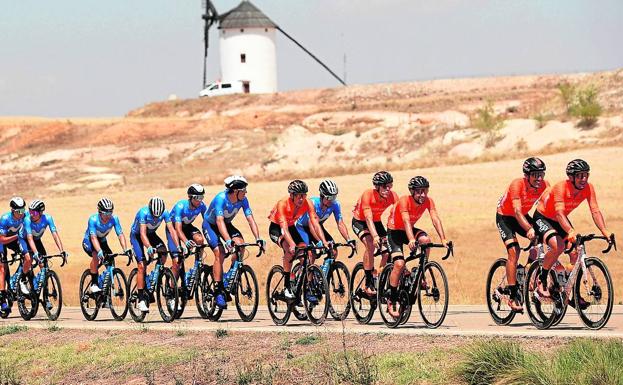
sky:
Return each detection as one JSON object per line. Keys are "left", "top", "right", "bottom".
{"left": 1, "top": 0, "right": 621, "bottom": 117}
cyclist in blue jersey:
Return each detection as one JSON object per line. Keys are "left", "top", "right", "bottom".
{"left": 0, "top": 197, "right": 29, "bottom": 311}
{"left": 296, "top": 180, "right": 356, "bottom": 259}
{"left": 82, "top": 198, "right": 131, "bottom": 294}
{"left": 20, "top": 199, "right": 68, "bottom": 274}
{"left": 130, "top": 197, "right": 177, "bottom": 312}
{"left": 168, "top": 184, "right": 208, "bottom": 280}
{"left": 202, "top": 175, "right": 264, "bottom": 309}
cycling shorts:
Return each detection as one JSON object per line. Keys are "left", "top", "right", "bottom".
{"left": 387, "top": 228, "right": 427, "bottom": 259}
{"left": 496, "top": 213, "right": 533, "bottom": 243}
{"left": 351, "top": 218, "right": 387, "bottom": 241}
{"left": 203, "top": 221, "right": 243, "bottom": 250}
{"left": 269, "top": 222, "right": 305, "bottom": 247}
{"left": 131, "top": 232, "right": 165, "bottom": 263}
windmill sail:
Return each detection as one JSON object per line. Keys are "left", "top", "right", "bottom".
{"left": 202, "top": 0, "right": 219, "bottom": 88}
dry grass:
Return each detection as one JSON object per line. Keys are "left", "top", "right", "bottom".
{"left": 8, "top": 146, "right": 620, "bottom": 306}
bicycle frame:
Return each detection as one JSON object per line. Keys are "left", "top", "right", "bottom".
{"left": 33, "top": 254, "right": 66, "bottom": 295}
{"left": 177, "top": 245, "right": 208, "bottom": 298}
{"left": 222, "top": 242, "right": 264, "bottom": 294}
{"left": 402, "top": 242, "right": 453, "bottom": 303}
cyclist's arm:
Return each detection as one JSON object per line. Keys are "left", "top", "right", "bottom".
{"left": 309, "top": 216, "right": 327, "bottom": 245}
{"left": 336, "top": 219, "right": 350, "bottom": 242}
{"left": 586, "top": 185, "right": 610, "bottom": 237}
{"left": 0, "top": 234, "right": 17, "bottom": 244}
{"left": 245, "top": 214, "right": 261, "bottom": 241}
{"left": 216, "top": 216, "right": 230, "bottom": 242}
{"left": 280, "top": 221, "right": 296, "bottom": 249}
{"left": 361, "top": 194, "right": 378, "bottom": 239}
{"left": 402, "top": 211, "right": 416, "bottom": 242}
{"left": 118, "top": 233, "right": 128, "bottom": 251}
{"left": 26, "top": 234, "right": 38, "bottom": 254}
{"left": 554, "top": 207, "right": 574, "bottom": 235}
{"left": 90, "top": 234, "right": 102, "bottom": 253}
{"left": 51, "top": 231, "right": 64, "bottom": 254}
{"left": 430, "top": 209, "right": 447, "bottom": 243}
{"left": 512, "top": 199, "right": 532, "bottom": 232}
{"left": 175, "top": 221, "right": 188, "bottom": 245}
{"left": 166, "top": 221, "right": 180, "bottom": 246}
{"left": 139, "top": 224, "right": 151, "bottom": 248}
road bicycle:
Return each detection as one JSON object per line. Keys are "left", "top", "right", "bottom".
{"left": 173, "top": 244, "right": 210, "bottom": 319}
{"left": 377, "top": 242, "right": 453, "bottom": 328}
{"left": 31, "top": 253, "right": 67, "bottom": 321}
{"left": 524, "top": 233, "right": 616, "bottom": 330}
{"left": 79, "top": 251, "right": 132, "bottom": 321}
{"left": 349, "top": 238, "right": 390, "bottom": 324}
{"left": 266, "top": 245, "right": 330, "bottom": 325}
{"left": 128, "top": 251, "right": 178, "bottom": 323}
{"left": 0, "top": 252, "right": 38, "bottom": 320}
{"left": 321, "top": 242, "right": 356, "bottom": 321}
{"left": 202, "top": 242, "right": 264, "bottom": 322}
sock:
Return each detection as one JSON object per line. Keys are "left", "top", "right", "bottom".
{"left": 508, "top": 284, "right": 518, "bottom": 299}
{"left": 539, "top": 268, "right": 549, "bottom": 287}
{"left": 365, "top": 269, "right": 374, "bottom": 287}
{"left": 284, "top": 273, "right": 291, "bottom": 290}
{"left": 389, "top": 285, "right": 398, "bottom": 301}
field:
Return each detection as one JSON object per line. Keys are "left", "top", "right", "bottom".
{"left": 15, "top": 146, "right": 623, "bottom": 306}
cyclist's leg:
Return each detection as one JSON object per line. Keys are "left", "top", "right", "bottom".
{"left": 387, "top": 230, "right": 407, "bottom": 316}
{"left": 496, "top": 214, "right": 524, "bottom": 309}
{"left": 352, "top": 218, "right": 376, "bottom": 292}
{"left": 534, "top": 213, "right": 565, "bottom": 296}
{"left": 131, "top": 233, "right": 147, "bottom": 291}
{"left": 0, "top": 246, "right": 7, "bottom": 301}
{"left": 165, "top": 227, "right": 181, "bottom": 279}
{"left": 269, "top": 222, "right": 294, "bottom": 292}
{"left": 82, "top": 238, "right": 100, "bottom": 286}
{"left": 227, "top": 222, "right": 245, "bottom": 266}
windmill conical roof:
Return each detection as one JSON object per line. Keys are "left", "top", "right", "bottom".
{"left": 219, "top": 1, "right": 277, "bottom": 29}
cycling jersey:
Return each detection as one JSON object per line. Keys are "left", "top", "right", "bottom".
{"left": 387, "top": 195, "right": 436, "bottom": 231}
{"left": 536, "top": 180, "right": 600, "bottom": 220}
{"left": 268, "top": 197, "right": 315, "bottom": 227}
{"left": 21, "top": 212, "right": 57, "bottom": 239}
{"left": 204, "top": 190, "right": 252, "bottom": 225}
{"left": 497, "top": 178, "right": 549, "bottom": 216}
{"left": 169, "top": 199, "right": 207, "bottom": 225}
{"left": 352, "top": 189, "right": 399, "bottom": 222}
{"left": 130, "top": 206, "right": 171, "bottom": 235}
{"left": 0, "top": 212, "right": 24, "bottom": 255}
{"left": 296, "top": 196, "right": 342, "bottom": 227}
{"left": 82, "top": 213, "right": 123, "bottom": 243}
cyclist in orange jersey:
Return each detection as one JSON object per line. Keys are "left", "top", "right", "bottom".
{"left": 533, "top": 159, "right": 613, "bottom": 300}
{"left": 385, "top": 176, "right": 449, "bottom": 318}
{"left": 495, "top": 157, "right": 549, "bottom": 311}
{"left": 352, "top": 171, "right": 399, "bottom": 296}
{"left": 268, "top": 180, "right": 327, "bottom": 299}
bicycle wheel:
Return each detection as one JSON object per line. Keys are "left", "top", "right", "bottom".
{"left": 127, "top": 269, "right": 147, "bottom": 323}
{"left": 156, "top": 268, "right": 178, "bottom": 323}
{"left": 304, "top": 265, "right": 329, "bottom": 325}
{"left": 349, "top": 262, "right": 376, "bottom": 324}
{"left": 266, "top": 265, "right": 291, "bottom": 325}
{"left": 417, "top": 261, "right": 449, "bottom": 328}
{"left": 42, "top": 270, "right": 63, "bottom": 321}
{"left": 17, "top": 277, "right": 38, "bottom": 321}
{"left": 195, "top": 266, "right": 210, "bottom": 319}
{"left": 523, "top": 262, "right": 557, "bottom": 329}
{"left": 79, "top": 269, "right": 100, "bottom": 321}
{"left": 291, "top": 263, "right": 308, "bottom": 321}
{"left": 327, "top": 261, "right": 351, "bottom": 321}
{"left": 109, "top": 268, "right": 128, "bottom": 321}
{"left": 574, "top": 257, "right": 613, "bottom": 330}
{"left": 235, "top": 265, "right": 259, "bottom": 322}
{"left": 378, "top": 263, "right": 400, "bottom": 327}
{"left": 485, "top": 258, "right": 516, "bottom": 325}
{"left": 173, "top": 268, "right": 188, "bottom": 320}
{"left": 203, "top": 268, "right": 223, "bottom": 321}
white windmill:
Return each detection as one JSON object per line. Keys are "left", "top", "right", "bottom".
{"left": 200, "top": 0, "right": 345, "bottom": 96}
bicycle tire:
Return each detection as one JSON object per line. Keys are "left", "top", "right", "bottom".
{"left": 291, "top": 263, "right": 308, "bottom": 321}
{"left": 266, "top": 265, "right": 291, "bottom": 325}
{"left": 17, "top": 278, "right": 38, "bottom": 321}
{"left": 378, "top": 263, "right": 401, "bottom": 327}
{"left": 173, "top": 269, "right": 188, "bottom": 320}
{"left": 195, "top": 266, "right": 210, "bottom": 319}
{"left": 349, "top": 262, "right": 376, "bottom": 324}
{"left": 574, "top": 257, "right": 613, "bottom": 330}
{"left": 417, "top": 261, "right": 449, "bottom": 329}
{"left": 303, "top": 265, "right": 329, "bottom": 325}
{"left": 235, "top": 265, "right": 259, "bottom": 322}
{"left": 327, "top": 261, "right": 351, "bottom": 321}
{"left": 157, "top": 267, "right": 178, "bottom": 323}
{"left": 127, "top": 268, "right": 147, "bottom": 323}
{"left": 42, "top": 270, "right": 63, "bottom": 321}
{"left": 79, "top": 269, "right": 100, "bottom": 321}
{"left": 203, "top": 268, "right": 222, "bottom": 321}
{"left": 109, "top": 268, "right": 128, "bottom": 321}
{"left": 485, "top": 258, "right": 517, "bottom": 325}
{"left": 523, "top": 262, "right": 557, "bottom": 329}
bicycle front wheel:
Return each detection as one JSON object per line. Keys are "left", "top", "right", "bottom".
{"left": 327, "top": 261, "right": 351, "bottom": 321}
{"left": 235, "top": 265, "right": 259, "bottom": 322}
{"left": 266, "top": 265, "right": 291, "bottom": 325}
{"left": 417, "top": 261, "right": 449, "bottom": 328}
{"left": 523, "top": 262, "right": 557, "bottom": 329}
{"left": 378, "top": 263, "right": 401, "bottom": 328}
{"left": 42, "top": 270, "right": 63, "bottom": 321}
{"left": 18, "top": 278, "right": 38, "bottom": 321}
{"left": 79, "top": 269, "right": 99, "bottom": 321}
{"left": 349, "top": 262, "right": 376, "bottom": 324}
{"left": 304, "top": 265, "right": 329, "bottom": 325}
{"left": 485, "top": 258, "right": 516, "bottom": 325}
{"left": 109, "top": 268, "right": 128, "bottom": 321}
{"left": 195, "top": 266, "right": 210, "bottom": 319}
{"left": 157, "top": 268, "right": 178, "bottom": 323}
{"left": 127, "top": 269, "right": 146, "bottom": 323}
{"left": 574, "top": 257, "right": 613, "bottom": 330}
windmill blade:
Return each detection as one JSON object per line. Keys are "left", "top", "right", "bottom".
{"left": 276, "top": 26, "right": 346, "bottom": 86}
{"left": 201, "top": 0, "right": 219, "bottom": 88}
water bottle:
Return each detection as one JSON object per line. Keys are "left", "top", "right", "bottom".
{"left": 516, "top": 264, "right": 525, "bottom": 285}
{"left": 10, "top": 267, "right": 22, "bottom": 291}
{"left": 33, "top": 271, "right": 42, "bottom": 291}
{"left": 186, "top": 267, "right": 196, "bottom": 288}
{"left": 147, "top": 270, "right": 156, "bottom": 290}
{"left": 226, "top": 261, "right": 240, "bottom": 289}
{"left": 101, "top": 270, "right": 111, "bottom": 293}
{"left": 321, "top": 259, "right": 332, "bottom": 276}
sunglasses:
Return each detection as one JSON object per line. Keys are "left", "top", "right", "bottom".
{"left": 190, "top": 195, "right": 204, "bottom": 201}
{"left": 529, "top": 172, "right": 545, "bottom": 179}
{"left": 29, "top": 210, "right": 42, "bottom": 216}
{"left": 12, "top": 209, "right": 25, "bottom": 215}
{"left": 99, "top": 210, "right": 113, "bottom": 216}
{"left": 323, "top": 195, "right": 337, "bottom": 202}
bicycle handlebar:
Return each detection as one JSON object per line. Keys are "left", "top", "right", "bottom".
{"left": 224, "top": 242, "right": 266, "bottom": 258}
{"left": 564, "top": 233, "right": 617, "bottom": 254}
{"left": 179, "top": 244, "right": 210, "bottom": 260}
{"left": 373, "top": 238, "right": 390, "bottom": 257}
{"left": 329, "top": 242, "right": 357, "bottom": 259}
{"left": 102, "top": 251, "right": 133, "bottom": 266}
{"left": 38, "top": 254, "right": 67, "bottom": 267}
{"left": 406, "top": 241, "right": 454, "bottom": 262}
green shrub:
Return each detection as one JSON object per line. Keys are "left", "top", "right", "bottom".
{"left": 570, "top": 86, "right": 602, "bottom": 128}
{"left": 0, "top": 325, "right": 27, "bottom": 336}
{"left": 295, "top": 335, "right": 322, "bottom": 346}
{"left": 457, "top": 339, "right": 532, "bottom": 385}
{"left": 236, "top": 362, "right": 277, "bottom": 385}
{"left": 473, "top": 101, "right": 505, "bottom": 148}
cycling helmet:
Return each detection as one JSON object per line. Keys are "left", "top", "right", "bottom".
{"left": 29, "top": 199, "right": 45, "bottom": 212}
{"left": 288, "top": 180, "right": 308, "bottom": 194}
{"left": 224, "top": 175, "right": 248, "bottom": 191}
{"left": 319, "top": 179, "right": 338, "bottom": 197}
{"left": 372, "top": 171, "right": 393, "bottom": 186}
{"left": 187, "top": 183, "right": 205, "bottom": 196}
{"left": 566, "top": 159, "right": 590, "bottom": 176}
{"left": 408, "top": 176, "right": 430, "bottom": 190}
{"left": 9, "top": 197, "right": 25, "bottom": 210}
{"left": 522, "top": 157, "right": 546, "bottom": 174}
{"left": 149, "top": 197, "right": 165, "bottom": 217}
{"left": 97, "top": 198, "right": 114, "bottom": 212}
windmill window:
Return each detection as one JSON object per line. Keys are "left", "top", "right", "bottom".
{"left": 240, "top": 53, "right": 246, "bottom": 63}
{"left": 265, "top": 28, "right": 268, "bottom": 32}
{"left": 222, "top": 84, "right": 231, "bottom": 89}
{"left": 240, "top": 28, "right": 244, "bottom": 33}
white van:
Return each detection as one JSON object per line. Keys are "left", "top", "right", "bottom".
{"left": 199, "top": 81, "right": 247, "bottom": 97}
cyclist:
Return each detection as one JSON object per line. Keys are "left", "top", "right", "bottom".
{"left": 0, "top": 197, "right": 28, "bottom": 312}
{"left": 352, "top": 171, "right": 398, "bottom": 296}
{"left": 202, "top": 175, "right": 264, "bottom": 309}
{"left": 385, "top": 176, "right": 449, "bottom": 318}
{"left": 168, "top": 184, "right": 208, "bottom": 281}
{"left": 268, "top": 180, "right": 327, "bottom": 299}
{"left": 495, "top": 157, "right": 549, "bottom": 311}
{"left": 82, "top": 198, "right": 131, "bottom": 294}
{"left": 295, "top": 179, "right": 356, "bottom": 255}
{"left": 534, "top": 159, "right": 613, "bottom": 301}
{"left": 130, "top": 197, "right": 177, "bottom": 312}
{"left": 19, "top": 200, "right": 68, "bottom": 308}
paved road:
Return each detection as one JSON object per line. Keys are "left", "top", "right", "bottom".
{"left": 2, "top": 305, "right": 623, "bottom": 338}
